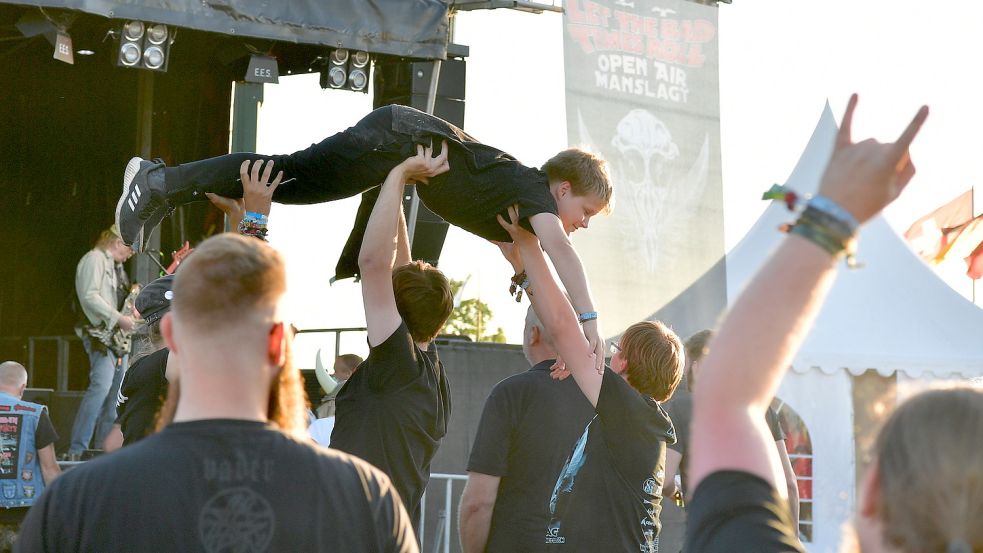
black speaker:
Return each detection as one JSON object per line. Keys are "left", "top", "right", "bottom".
{"left": 48, "top": 391, "right": 84, "bottom": 455}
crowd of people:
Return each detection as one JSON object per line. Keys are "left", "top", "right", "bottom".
{"left": 3, "top": 96, "right": 982, "bottom": 553}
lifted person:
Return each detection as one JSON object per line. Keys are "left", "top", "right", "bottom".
{"left": 115, "top": 104, "right": 612, "bottom": 367}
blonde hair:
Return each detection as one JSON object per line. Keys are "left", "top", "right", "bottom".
{"left": 876, "top": 387, "right": 983, "bottom": 552}
{"left": 620, "top": 321, "right": 685, "bottom": 402}
{"left": 96, "top": 228, "right": 121, "bottom": 250}
{"left": 542, "top": 148, "right": 614, "bottom": 213}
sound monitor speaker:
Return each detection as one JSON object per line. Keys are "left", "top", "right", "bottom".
{"left": 332, "top": 57, "right": 467, "bottom": 281}
{"left": 48, "top": 391, "right": 84, "bottom": 455}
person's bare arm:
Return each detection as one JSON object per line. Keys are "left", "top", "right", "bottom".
{"left": 360, "top": 144, "right": 449, "bottom": 347}
{"left": 689, "top": 95, "right": 928, "bottom": 494}
{"left": 528, "top": 213, "right": 604, "bottom": 373}
{"left": 102, "top": 424, "right": 124, "bottom": 452}
{"left": 501, "top": 208, "right": 601, "bottom": 405}
{"left": 776, "top": 440, "right": 800, "bottom": 527}
{"left": 663, "top": 448, "right": 683, "bottom": 497}
{"left": 395, "top": 203, "right": 412, "bottom": 268}
{"left": 38, "top": 444, "right": 62, "bottom": 485}
{"left": 459, "top": 472, "right": 501, "bottom": 553}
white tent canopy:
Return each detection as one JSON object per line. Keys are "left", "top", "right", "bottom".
{"left": 725, "top": 104, "right": 983, "bottom": 379}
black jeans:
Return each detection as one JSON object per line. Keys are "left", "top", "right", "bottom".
{"left": 163, "top": 105, "right": 418, "bottom": 205}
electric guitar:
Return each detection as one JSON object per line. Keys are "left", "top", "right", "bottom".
{"left": 83, "top": 284, "right": 141, "bottom": 357}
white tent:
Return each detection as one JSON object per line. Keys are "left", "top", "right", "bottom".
{"left": 724, "top": 104, "right": 983, "bottom": 552}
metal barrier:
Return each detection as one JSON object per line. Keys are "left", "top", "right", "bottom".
{"left": 420, "top": 473, "right": 468, "bottom": 553}
{"left": 294, "top": 327, "right": 367, "bottom": 361}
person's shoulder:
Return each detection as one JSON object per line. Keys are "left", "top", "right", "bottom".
{"left": 76, "top": 248, "right": 102, "bottom": 266}
{"left": 302, "top": 440, "right": 401, "bottom": 497}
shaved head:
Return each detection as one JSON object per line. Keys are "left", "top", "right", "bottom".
{"left": 0, "top": 362, "right": 28, "bottom": 395}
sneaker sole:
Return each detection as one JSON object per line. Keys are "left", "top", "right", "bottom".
{"left": 116, "top": 157, "right": 145, "bottom": 247}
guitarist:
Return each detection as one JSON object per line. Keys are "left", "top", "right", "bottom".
{"left": 68, "top": 224, "right": 136, "bottom": 460}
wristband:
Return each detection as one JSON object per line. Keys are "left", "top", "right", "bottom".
{"left": 787, "top": 218, "right": 860, "bottom": 268}
{"left": 245, "top": 211, "right": 269, "bottom": 225}
{"left": 578, "top": 311, "right": 598, "bottom": 324}
{"left": 808, "top": 196, "right": 858, "bottom": 234}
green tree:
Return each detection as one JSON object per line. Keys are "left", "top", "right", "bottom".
{"left": 443, "top": 278, "right": 507, "bottom": 343}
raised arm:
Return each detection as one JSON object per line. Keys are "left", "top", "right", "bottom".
{"left": 528, "top": 214, "right": 604, "bottom": 373}
{"left": 395, "top": 202, "right": 412, "bottom": 268}
{"left": 359, "top": 143, "right": 449, "bottom": 347}
{"left": 501, "top": 208, "right": 602, "bottom": 406}
{"left": 689, "top": 95, "right": 928, "bottom": 494}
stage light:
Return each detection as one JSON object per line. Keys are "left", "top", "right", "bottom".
{"left": 318, "top": 48, "right": 371, "bottom": 93}
{"left": 116, "top": 20, "right": 172, "bottom": 72}
{"left": 119, "top": 42, "right": 141, "bottom": 66}
{"left": 351, "top": 50, "right": 370, "bottom": 68}
{"left": 330, "top": 49, "right": 349, "bottom": 65}
{"left": 146, "top": 24, "right": 168, "bottom": 45}
{"left": 349, "top": 68, "right": 368, "bottom": 91}
{"left": 143, "top": 46, "right": 165, "bottom": 69}
{"left": 327, "top": 66, "right": 347, "bottom": 88}
{"left": 122, "top": 20, "right": 144, "bottom": 41}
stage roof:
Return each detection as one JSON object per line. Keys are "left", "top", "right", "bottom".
{"left": 6, "top": 0, "right": 450, "bottom": 59}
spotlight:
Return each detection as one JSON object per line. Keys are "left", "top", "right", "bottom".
{"left": 116, "top": 20, "right": 171, "bottom": 72}
{"left": 330, "top": 49, "right": 349, "bottom": 65}
{"left": 327, "top": 66, "right": 347, "bottom": 88}
{"left": 119, "top": 42, "right": 141, "bottom": 66}
{"left": 143, "top": 45, "right": 165, "bottom": 69}
{"left": 318, "top": 49, "right": 371, "bottom": 93}
{"left": 349, "top": 68, "right": 368, "bottom": 91}
{"left": 146, "top": 24, "right": 168, "bottom": 45}
{"left": 351, "top": 50, "right": 370, "bottom": 68}
{"left": 122, "top": 20, "right": 144, "bottom": 41}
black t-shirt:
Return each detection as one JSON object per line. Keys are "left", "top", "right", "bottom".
{"left": 15, "top": 419, "right": 416, "bottom": 553}
{"left": 546, "top": 369, "right": 675, "bottom": 552}
{"left": 684, "top": 471, "right": 804, "bottom": 553}
{"left": 389, "top": 105, "right": 560, "bottom": 243}
{"left": 330, "top": 321, "right": 450, "bottom": 522}
{"left": 663, "top": 391, "right": 785, "bottom": 496}
{"left": 34, "top": 409, "right": 57, "bottom": 451}
{"left": 467, "top": 360, "right": 596, "bottom": 552}
{"left": 115, "top": 347, "right": 169, "bottom": 445}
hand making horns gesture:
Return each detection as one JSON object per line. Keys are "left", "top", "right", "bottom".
{"left": 817, "top": 93, "right": 929, "bottom": 224}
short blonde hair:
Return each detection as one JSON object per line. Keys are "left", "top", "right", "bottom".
{"left": 620, "top": 320, "right": 684, "bottom": 402}
{"left": 172, "top": 234, "right": 286, "bottom": 332}
{"left": 542, "top": 148, "right": 614, "bottom": 213}
{"left": 876, "top": 387, "right": 983, "bottom": 551}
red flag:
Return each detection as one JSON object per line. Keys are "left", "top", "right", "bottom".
{"left": 904, "top": 190, "right": 974, "bottom": 261}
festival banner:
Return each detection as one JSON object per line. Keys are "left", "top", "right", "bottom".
{"left": 564, "top": 0, "right": 727, "bottom": 337}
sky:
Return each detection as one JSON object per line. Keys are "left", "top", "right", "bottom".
{"left": 255, "top": 0, "right": 982, "bottom": 366}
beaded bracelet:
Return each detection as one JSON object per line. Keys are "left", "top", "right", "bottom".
{"left": 238, "top": 217, "right": 269, "bottom": 241}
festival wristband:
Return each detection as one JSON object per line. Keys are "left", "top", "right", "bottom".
{"left": 578, "top": 311, "right": 598, "bottom": 324}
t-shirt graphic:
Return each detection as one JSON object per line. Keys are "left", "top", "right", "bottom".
{"left": 545, "top": 415, "right": 596, "bottom": 545}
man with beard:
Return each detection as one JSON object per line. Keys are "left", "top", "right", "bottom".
{"left": 17, "top": 233, "right": 417, "bottom": 552}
